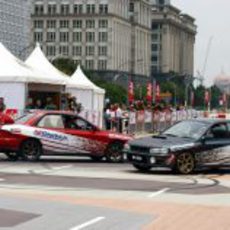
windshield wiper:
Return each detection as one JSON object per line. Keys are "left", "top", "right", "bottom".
{"left": 164, "top": 133, "right": 178, "bottom": 137}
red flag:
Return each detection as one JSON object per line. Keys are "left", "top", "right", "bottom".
{"left": 146, "top": 82, "right": 153, "bottom": 103}
{"left": 128, "top": 81, "right": 134, "bottom": 103}
{"left": 156, "top": 84, "right": 160, "bottom": 102}
{"left": 205, "top": 90, "right": 209, "bottom": 104}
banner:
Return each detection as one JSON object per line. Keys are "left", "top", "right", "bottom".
{"left": 128, "top": 81, "right": 134, "bottom": 103}
{"left": 146, "top": 82, "right": 153, "bottom": 103}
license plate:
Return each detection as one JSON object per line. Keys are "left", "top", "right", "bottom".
{"left": 133, "top": 155, "right": 143, "bottom": 161}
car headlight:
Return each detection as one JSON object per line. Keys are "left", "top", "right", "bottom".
{"left": 149, "top": 148, "right": 169, "bottom": 155}
{"left": 124, "top": 143, "right": 130, "bottom": 151}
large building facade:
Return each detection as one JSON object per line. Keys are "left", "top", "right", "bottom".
{"left": 0, "top": 0, "right": 31, "bottom": 59}
{"left": 31, "top": 0, "right": 152, "bottom": 83}
{"left": 150, "top": 0, "right": 196, "bottom": 78}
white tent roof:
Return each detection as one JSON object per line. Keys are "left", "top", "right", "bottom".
{"left": 67, "top": 65, "right": 105, "bottom": 94}
{"left": 25, "top": 43, "right": 67, "bottom": 85}
{"left": 0, "top": 43, "right": 61, "bottom": 84}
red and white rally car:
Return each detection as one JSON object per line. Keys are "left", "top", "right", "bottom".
{"left": 0, "top": 111, "right": 132, "bottom": 162}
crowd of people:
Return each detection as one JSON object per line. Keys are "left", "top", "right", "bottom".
{"left": 25, "top": 94, "right": 82, "bottom": 113}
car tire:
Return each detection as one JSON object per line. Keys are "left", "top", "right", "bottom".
{"left": 90, "top": 155, "right": 104, "bottom": 162}
{"left": 20, "top": 139, "right": 42, "bottom": 161}
{"left": 5, "top": 152, "right": 19, "bottom": 161}
{"left": 106, "top": 141, "right": 124, "bottom": 163}
{"left": 174, "top": 152, "right": 195, "bottom": 174}
{"left": 133, "top": 163, "right": 152, "bottom": 172}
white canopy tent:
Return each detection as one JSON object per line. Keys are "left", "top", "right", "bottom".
{"left": 67, "top": 65, "right": 105, "bottom": 111}
{"left": 0, "top": 43, "right": 64, "bottom": 111}
{"left": 25, "top": 43, "right": 67, "bottom": 85}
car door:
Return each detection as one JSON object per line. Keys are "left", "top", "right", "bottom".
{"left": 62, "top": 115, "right": 107, "bottom": 154}
{"left": 198, "top": 122, "right": 230, "bottom": 164}
{"left": 34, "top": 114, "right": 71, "bottom": 154}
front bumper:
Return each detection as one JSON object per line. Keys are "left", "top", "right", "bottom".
{"left": 124, "top": 151, "right": 175, "bottom": 167}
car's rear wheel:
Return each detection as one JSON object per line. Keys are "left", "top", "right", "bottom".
{"left": 20, "top": 139, "right": 42, "bottom": 161}
{"left": 174, "top": 152, "right": 195, "bottom": 174}
{"left": 5, "top": 152, "right": 19, "bottom": 161}
{"left": 106, "top": 141, "right": 124, "bottom": 163}
{"left": 133, "top": 163, "right": 152, "bottom": 172}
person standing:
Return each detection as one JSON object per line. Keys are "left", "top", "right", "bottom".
{"left": 0, "top": 98, "right": 14, "bottom": 125}
{"left": 45, "top": 97, "right": 57, "bottom": 110}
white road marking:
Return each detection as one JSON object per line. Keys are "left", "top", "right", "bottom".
{"left": 70, "top": 216, "right": 105, "bottom": 230}
{"left": 0, "top": 178, "right": 5, "bottom": 182}
{"left": 148, "top": 187, "right": 170, "bottom": 198}
{"left": 51, "top": 165, "right": 73, "bottom": 171}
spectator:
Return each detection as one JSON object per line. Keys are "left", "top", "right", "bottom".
{"left": 25, "top": 97, "right": 34, "bottom": 110}
{"left": 0, "top": 97, "right": 6, "bottom": 112}
{"left": 34, "top": 99, "right": 43, "bottom": 109}
{"left": 45, "top": 97, "right": 57, "bottom": 110}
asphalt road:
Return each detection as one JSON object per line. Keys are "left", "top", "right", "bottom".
{"left": 0, "top": 155, "right": 230, "bottom": 230}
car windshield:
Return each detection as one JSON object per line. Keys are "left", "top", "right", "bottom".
{"left": 15, "top": 113, "right": 35, "bottom": 124}
{"left": 162, "top": 120, "right": 209, "bottom": 140}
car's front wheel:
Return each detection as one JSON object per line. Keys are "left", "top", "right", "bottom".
{"left": 90, "top": 155, "right": 104, "bottom": 162}
{"left": 106, "top": 141, "right": 124, "bottom": 163}
{"left": 174, "top": 152, "right": 195, "bottom": 174}
{"left": 133, "top": 163, "right": 152, "bottom": 172}
{"left": 20, "top": 139, "right": 42, "bottom": 161}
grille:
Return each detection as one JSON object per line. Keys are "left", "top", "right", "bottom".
{"left": 130, "top": 145, "right": 149, "bottom": 153}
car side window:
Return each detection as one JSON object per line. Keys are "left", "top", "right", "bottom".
{"left": 64, "top": 116, "right": 93, "bottom": 130}
{"left": 37, "top": 115, "right": 64, "bottom": 129}
{"left": 207, "top": 123, "right": 228, "bottom": 139}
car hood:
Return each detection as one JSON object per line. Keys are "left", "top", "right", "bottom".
{"left": 129, "top": 135, "right": 198, "bottom": 151}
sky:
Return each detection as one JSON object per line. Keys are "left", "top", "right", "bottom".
{"left": 172, "top": 0, "right": 230, "bottom": 86}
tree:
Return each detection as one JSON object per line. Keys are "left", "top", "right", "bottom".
{"left": 52, "top": 58, "right": 76, "bottom": 75}
{"left": 95, "top": 80, "right": 127, "bottom": 105}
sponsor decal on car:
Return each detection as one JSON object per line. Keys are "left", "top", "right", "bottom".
{"left": 34, "top": 130, "right": 68, "bottom": 142}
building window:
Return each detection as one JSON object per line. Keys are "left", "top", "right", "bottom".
{"left": 46, "top": 46, "right": 56, "bottom": 56}
{"left": 59, "top": 32, "right": 69, "bottom": 42}
{"left": 60, "top": 20, "right": 69, "bottom": 28}
{"left": 99, "top": 32, "right": 108, "bottom": 42}
{"left": 86, "top": 46, "right": 95, "bottom": 56}
{"left": 74, "top": 4, "right": 83, "bottom": 14}
{"left": 47, "top": 32, "right": 56, "bottom": 42}
{"left": 72, "top": 46, "right": 82, "bottom": 56}
{"left": 74, "top": 60, "right": 82, "bottom": 66}
{"left": 99, "top": 4, "right": 108, "bottom": 14}
{"left": 73, "top": 20, "right": 82, "bottom": 28}
{"left": 86, "top": 32, "right": 95, "bottom": 42}
{"left": 86, "top": 4, "right": 95, "bottom": 14}
{"left": 86, "top": 20, "right": 95, "bottom": 28}
{"left": 47, "top": 20, "right": 56, "bottom": 28}
{"left": 99, "top": 20, "right": 108, "bottom": 28}
{"left": 151, "top": 55, "right": 158, "bottom": 62}
{"left": 151, "top": 23, "right": 159, "bottom": 30}
{"left": 151, "top": 34, "right": 158, "bottom": 41}
{"left": 85, "top": 60, "right": 94, "bottom": 69}
{"left": 151, "top": 44, "right": 158, "bottom": 52}
{"left": 60, "top": 4, "right": 69, "bottom": 15}
{"left": 48, "top": 4, "right": 56, "bottom": 15}
{"left": 34, "top": 32, "right": 43, "bottom": 42}
{"left": 98, "top": 60, "right": 107, "bottom": 70}
{"left": 34, "top": 4, "right": 44, "bottom": 15}
{"left": 34, "top": 20, "right": 43, "bottom": 28}
{"left": 59, "top": 46, "right": 69, "bottom": 56}
{"left": 129, "top": 3, "right": 134, "bottom": 12}
{"left": 73, "top": 32, "right": 82, "bottom": 42}
{"left": 98, "top": 46, "right": 107, "bottom": 56}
